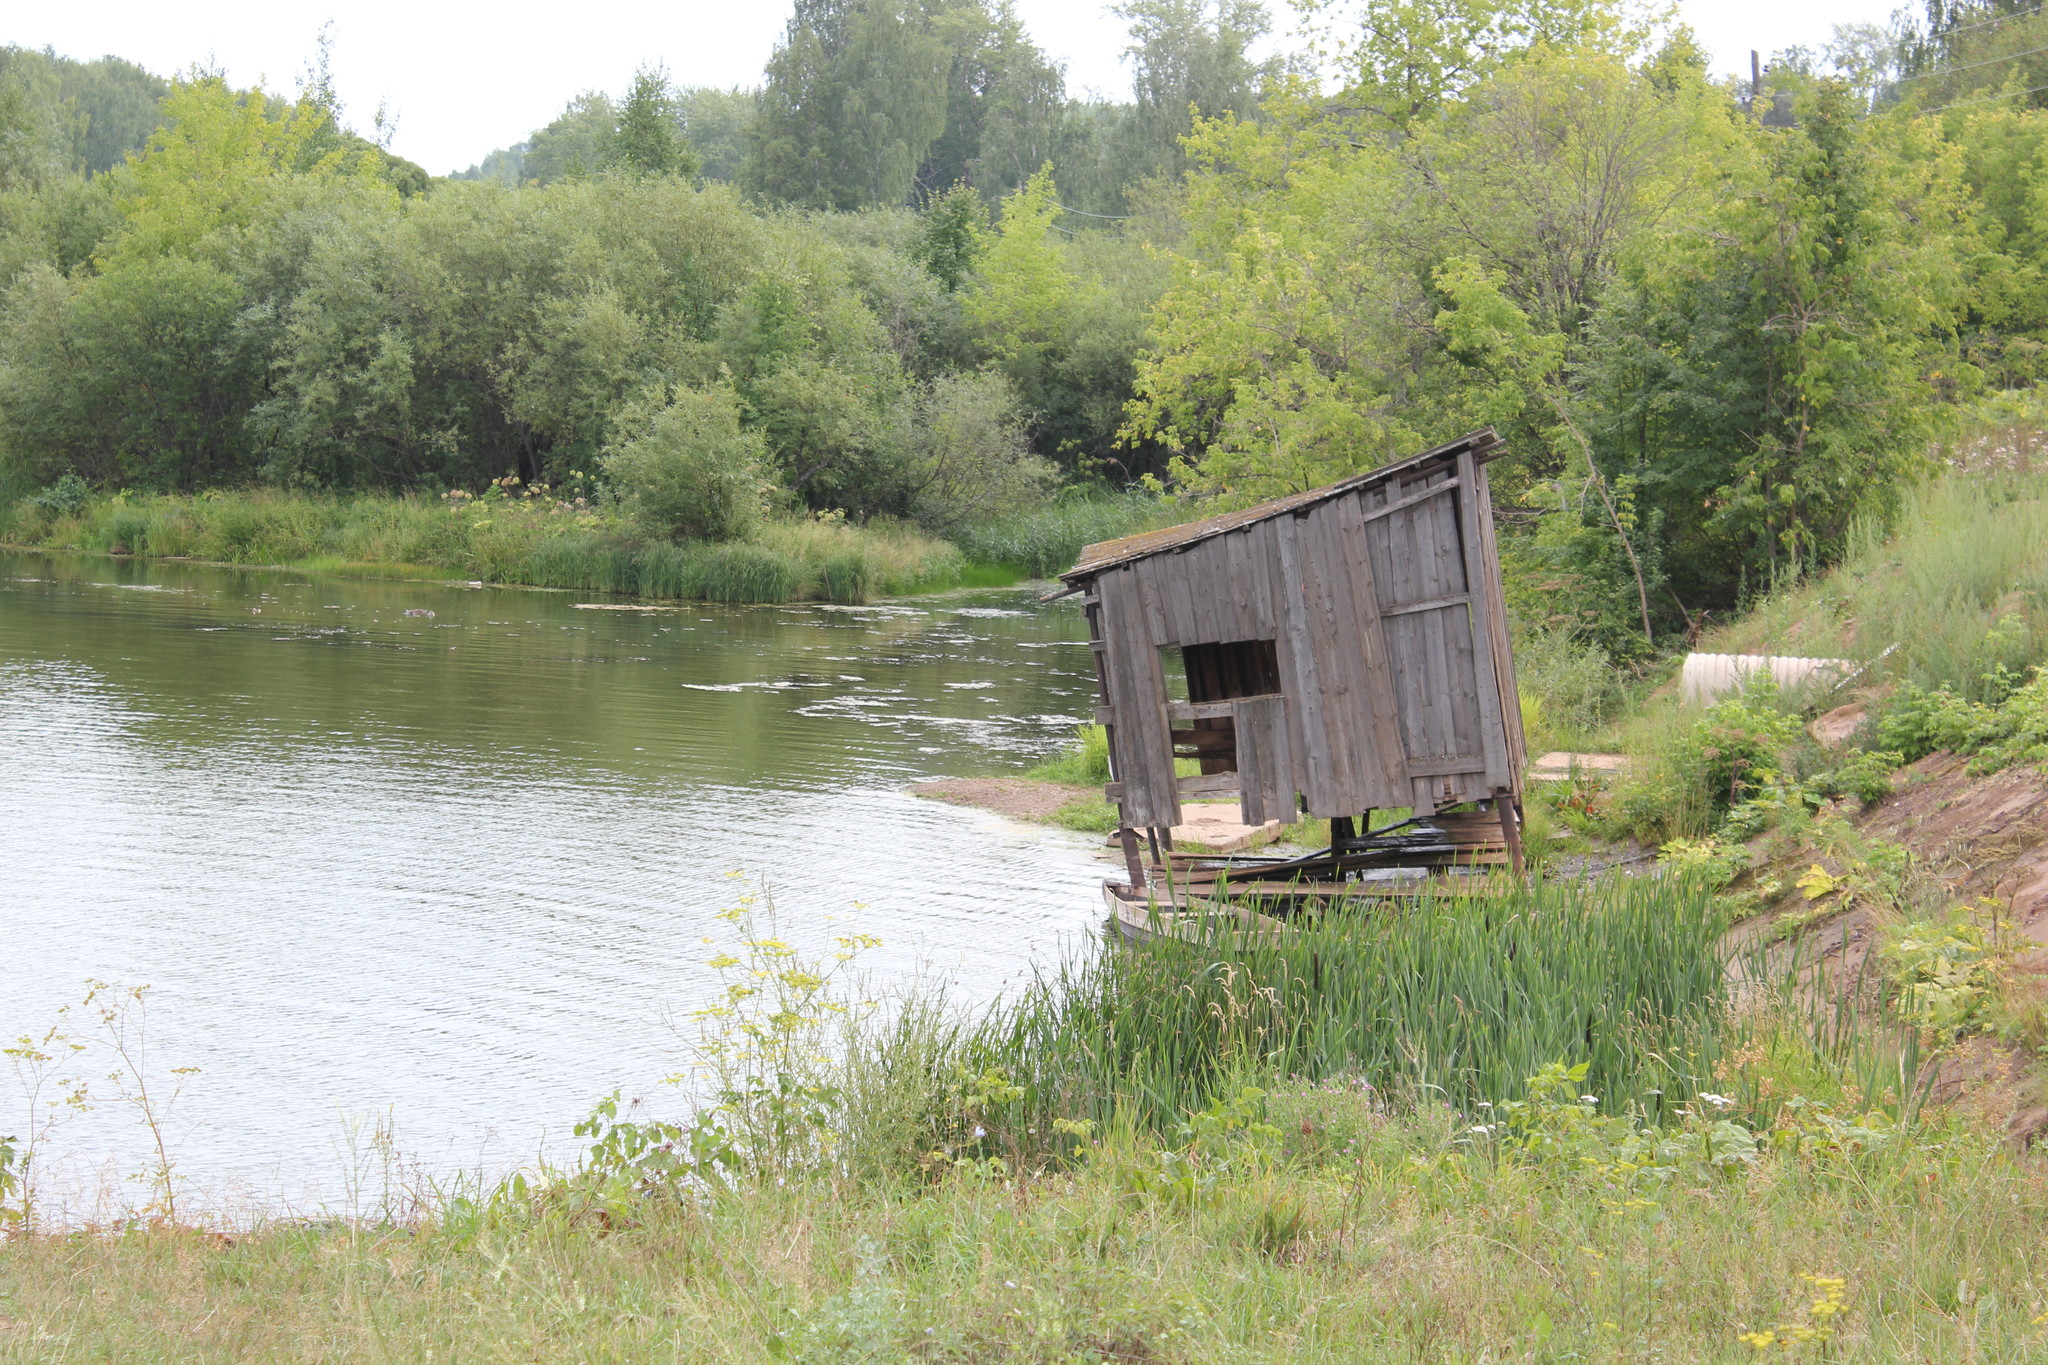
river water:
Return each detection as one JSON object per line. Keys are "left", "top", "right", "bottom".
{"left": 0, "top": 553, "right": 1109, "bottom": 1220}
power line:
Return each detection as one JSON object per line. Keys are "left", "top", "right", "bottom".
{"left": 1052, "top": 202, "right": 1134, "bottom": 220}
{"left": 1930, "top": 2, "right": 2048, "bottom": 43}
{"left": 1919, "top": 77, "right": 2048, "bottom": 113}
{"left": 1894, "top": 39, "right": 2048, "bottom": 84}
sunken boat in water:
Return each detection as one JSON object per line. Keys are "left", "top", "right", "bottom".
{"left": 1054, "top": 429, "right": 1527, "bottom": 943}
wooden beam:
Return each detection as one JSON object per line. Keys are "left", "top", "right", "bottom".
{"left": 1356, "top": 477, "right": 1459, "bottom": 527}
{"left": 1495, "top": 789, "right": 1527, "bottom": 881}
{"left": 1380, "top": 591, "right": 1473, "bottom": 618}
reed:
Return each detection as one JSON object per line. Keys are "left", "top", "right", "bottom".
{"left": 0, "top": 490, "right": 965, "bottom": 605}
{"left": 968, "top": 873, "right": 1729, "bottom": 1138}
{"left": 950, "top": 491, "right": 1173, "bottom": 577}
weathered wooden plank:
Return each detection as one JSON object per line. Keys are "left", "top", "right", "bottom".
{"left": 1245, "top": 518, "right": 1310, "bottom": 818}
{"left": 1416, "top": 477, "right": 1468, "bottom": 763}
{"left": 1327, "top": 492, "right": 1411, "bottom": 808}
{"left": 1134, "top": 563, "right": 1173, "bottom": 648}
{"left": 1099, "top": 568, "right": 1178, "bottom": 828}
{"left": 1452, "top": 450, "right": 1513, "bottom": 787}
{"left": 1363, "top": 504, "right": 1419, "bottom": 783}
{"left": 1223, "top": 527, "right": 1261, "bottom": 641}
{"left": 1175, "top": 538, "right": 1224, "bottom": 643}
{"left": 1176, "top": 771, "right": 1243, "bottom": 797}
{"left": 1402, "top": 753, "right": 1486, "bottom": 776}
{"left": 1272, "top": 513, "right": 1335, "bottom": 813}
{"left": 1171, "top": 728, "right": 1239, "bottom": 757}
{"left": 1471, "top": 458, "right": 1525, "bottom": 788}
{"left": 1295, "top": 504, "right": 1362, "bottom": 813}
{"left": 1159, "top": 546, "right": 1201, "bottom": 646}
{"left": 1379, "top": 496, "right": 1439, "bottom": 774}
{"left": 1166, "top": 699, "right": 1238, "bottom": 722}
{"left": 1381, "top": 591, "right": 1473, "bottom": 617}
{"left": 1233, "top": 693, "right": 1293, "bottom": 826}
{"left": 1357, "top": 476, "right": 1461, "bottom": 527}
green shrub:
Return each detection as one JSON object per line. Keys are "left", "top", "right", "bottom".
{"left": 1876, "top": 665, "right": 2048, "bottom": 771}
{"left": 1614, "top": 683, "right": 1806, "bottom": 840}
{"left": 25, "top": 472, "right": 90, "bottom": 518}
{"left": 602, "top": 383, "right": 765, "bottom": 542}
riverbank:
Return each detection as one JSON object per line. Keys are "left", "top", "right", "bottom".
{"left": 0, "top": 485, "right": 1179, "bottom": 605}
{"left": 0, "top": 487, "right": 978, "bottom": 605}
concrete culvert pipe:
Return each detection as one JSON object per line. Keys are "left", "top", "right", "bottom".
{"left": 1680, "top": 653, "right": 1853, "bottom": 706}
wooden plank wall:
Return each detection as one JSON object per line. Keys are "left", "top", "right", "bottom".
{"left": 1093, "top": 451, "right": 1522, "bottom": 830}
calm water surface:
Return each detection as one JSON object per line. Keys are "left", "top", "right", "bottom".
{"left": 0, "top": 553, "right": 1106, "bottom": 1216}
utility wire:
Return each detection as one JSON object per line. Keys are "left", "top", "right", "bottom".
{"left": 1893, "top": 39, "right": 2048, "bottom": 84}
{"left": 1929, "top": 1, "right": 2048, "bottom": 42}
{"left": 1919, "top": 77, "right": 2048, "bottom": 113}
{"left": 1052, "top": 202, "right": 1134, "bottom": 219}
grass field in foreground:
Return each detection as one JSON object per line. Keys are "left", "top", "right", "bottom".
{"left": 3, "top": 1085, "right": 2042, "bottom": 1363}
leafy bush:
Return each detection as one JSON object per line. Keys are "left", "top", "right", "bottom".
{"left": 1657, "top": 836, "right": 1750, "bottom": 889}
{"left": 25, "top": 471, "right": 89, "bottom": 517}
{"left": 602, "top": 384, "right": 765, "bottom": 542}
{"left": 1614, "top": 682, "right": 1806, "bottom": 840}
{"left": 900, "top": 370, "right": 1053, "bottom": 534}
{"left": 1877, "top": 665, "right": 2048, "bottom": 771}
{"left": 1812, "top": 748, "right": 1905, "bottom": 806}
{"left": 1882, "top": 910, "right": 2005, "bottom": 1040}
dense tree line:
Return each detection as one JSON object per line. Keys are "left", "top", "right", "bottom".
{"left": 7, "top": 1, "right": 2048, "bottom": 645}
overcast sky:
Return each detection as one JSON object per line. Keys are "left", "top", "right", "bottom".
{"left": 11, "top": 1, "right": 1916, "bottom": 175}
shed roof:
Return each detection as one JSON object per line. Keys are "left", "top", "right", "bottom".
{"left": 1059, "top": 428, "right": 1504, "bottom": 584}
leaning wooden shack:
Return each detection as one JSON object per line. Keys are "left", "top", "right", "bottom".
{"left": 1055, "top": 428, "right": 1527, "bottom": 940}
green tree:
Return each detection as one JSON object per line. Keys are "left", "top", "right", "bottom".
{"left": 746, "top": 0, "right": 951, "bottom": 209}
{"left": 915, "top": 0, "right": 1069, "bottom": 198}
{"left": 1579, "top": 83, "right": 1973, "bottom": 603}
{"left": 911, "top": 180, "right": 987, "bottom": 290}
{"left": 609, "top": 66, "right": 699, "bottom": 178}
{"left": 1115, "top": 0, "right": 1272, "bottom": 183}
{"left": 522, "top": 93, "right": 617, "bottom": 183}
{"left": 602, "top": 382, "right": 765, "bottom": 539}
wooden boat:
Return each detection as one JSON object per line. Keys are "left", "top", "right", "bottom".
{"left": 1101, "top": 812, "right": 1512, "bottom": 946}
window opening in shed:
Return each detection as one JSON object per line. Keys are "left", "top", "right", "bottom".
{"left": 1166, "top": 639, "right": 1281, "bottom": 777}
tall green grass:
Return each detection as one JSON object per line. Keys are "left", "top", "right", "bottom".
{"left": 1708, "top": 471, "right": 2048, "bottom": 700}
{"left": 0, "top": 491, "right": 965, "bottom": 605}
{"left": 950, "top": 491, "right": 1175, "bottom": 577}
{"left": 968, "top": 874, "right": 1729, "bottom": 1135}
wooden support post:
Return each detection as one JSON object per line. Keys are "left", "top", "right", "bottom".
{"left": 1146, "top": 828, "right": 1164, "bottom": 865}
{"left": 1495, "top": 789, "right": 1526, "bottom": 881}
{"left": 1330, "top": 815, "right": 1356, "bottom": 850}
{"left": 1118, "top": 827, "right": 1147, "bottom": 890}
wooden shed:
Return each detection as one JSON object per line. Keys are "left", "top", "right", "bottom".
{"left": 1058, "top": 428, "right": 1527, "bottom": 914}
